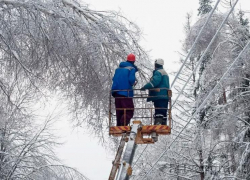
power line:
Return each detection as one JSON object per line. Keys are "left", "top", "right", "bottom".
{"left": 129, "top": 0, "right": 243, "bottom": 178}
{"left": 132, "top": 145, "right": 148, "bottom": 169}
{"left": 129, "top": 1, "right": 221, "bottom": 172}
{"left": 171, "top": 0, "right": 221, "bottom": 87}
{"left": 172, "top": 0, "right": 239, "bottom": 107}
{"left": 139, "top": 39, "right": 250, "bottom": 179}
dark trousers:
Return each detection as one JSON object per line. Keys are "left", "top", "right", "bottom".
{"left": 114, "top": 94, "right": 134, "bottom": 126}
{"left": 154, "top": 99, "right": 169, "bottom": 123}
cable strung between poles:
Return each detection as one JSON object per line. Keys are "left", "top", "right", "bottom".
{"left": 129, "top": 1, "right": 221, "bottom": 172}
{"left": 133, "top": 0, "right": 239, "bottom": 178}
{"left": 170, "top": 0, "right": 221, "bottom": 88}
{"left": 139, "top": 40, "right": 250, "bottom": 180}
{"left": 132, "top": 145, "right": 148, "bottom": 169}
{"left": 172, "top": 0, "right": 239, "bottom": 108}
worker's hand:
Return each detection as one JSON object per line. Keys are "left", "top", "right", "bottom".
{"left": 140, "top": 87, "right": 146, "bottom": 91}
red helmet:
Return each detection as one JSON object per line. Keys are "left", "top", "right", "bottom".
{"left": 127, "top": 53, "right": 136, "bottom": 61}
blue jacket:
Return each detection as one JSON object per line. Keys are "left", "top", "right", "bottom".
{"left": 112, "top": 61, "right": 138, "bottom": 97}
{"left": 142, "top": 67, "right": 170, "bottom": 102}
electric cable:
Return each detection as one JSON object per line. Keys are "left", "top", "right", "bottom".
{"left": 139, "top": 39, "right": 250, "bottom": 179}
{"left": 129, "top": 1, "right": 222, "bottom": 172}
{"left": 172, "top": 0, "right": 239, "bottom": 108}
{"left": 171, "top": 0, "right": 221, "bottom": 87}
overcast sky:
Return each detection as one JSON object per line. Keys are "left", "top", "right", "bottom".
{"left": 54, "top": 1, "right": 250, "bottom": 180}
{"left": 82, "top": 0, "right": 200, "bottom": 74}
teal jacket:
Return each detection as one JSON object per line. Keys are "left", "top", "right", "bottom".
{"left": 142, "top": 67, "right": 170, "bottom": 102}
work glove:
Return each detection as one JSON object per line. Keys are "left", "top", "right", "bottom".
{"left": 140, "top": 87, "right": 146, "bottom": 91}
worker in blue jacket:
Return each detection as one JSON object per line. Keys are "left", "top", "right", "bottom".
{"left": 140, "top": 59, "right": 170, "bottom": 125}
{"left": 111, "top": 54, "right": 138, "bottom": 126}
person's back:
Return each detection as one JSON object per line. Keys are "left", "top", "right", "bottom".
{"left": 140, "top": 58, "right": 170, "bottom": 125}
{"left": 112, "top": 61, "right": 137, "bottom": 97}
{"left": 146, "top": 67, "right": 169, "bottom": 102}
{"left": 111, "top": 54, "right": 138, "bottom": 126}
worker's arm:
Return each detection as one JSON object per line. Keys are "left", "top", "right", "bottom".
{"left": 128, "top": 68, "right": 136, "bottom": 86}
{"left": 141, "top": 71, "right": 162, "bottom": 90}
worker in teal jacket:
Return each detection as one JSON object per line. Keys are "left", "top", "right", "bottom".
{"left": 140, "top": 59, "right": 170, "bottom": 125}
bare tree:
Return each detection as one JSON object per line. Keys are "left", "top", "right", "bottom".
{"left": 131, "top": 6, "right": 250, "bottom": 180}
{"left": 0, "top": 0, "right": 152, "bottom": 179}
{"left": 0, "top": 0, "right": 151, "bottom": 138}
{"left": 0, "top": 79, "right": 89, "bottom": 179}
